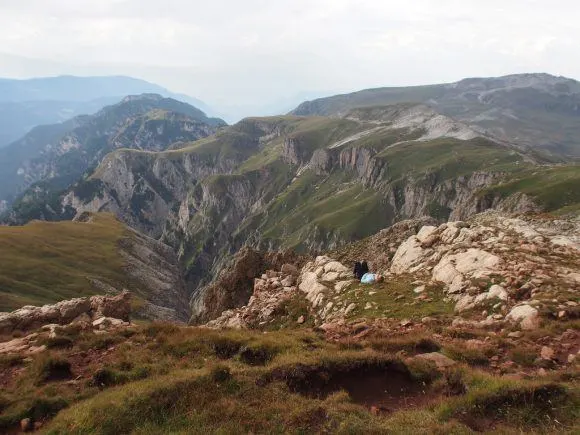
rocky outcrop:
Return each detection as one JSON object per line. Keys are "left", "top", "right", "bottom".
{"left": 0, "top": 291, "right": 131, "bottom": 335}
{"left": 331, "top": 217, "right": 437, "bottom": 274}
{"left": 205, "top": 263, "right": 302, "bottom": 329}
{"left": 191, "top": 247, "right": 306, "bottom": 324}
{"left": 389, "top": 211, "right": 580, "bottom": 325}
{"left": 207, "top": 255, "right": 360, "bottom": 329}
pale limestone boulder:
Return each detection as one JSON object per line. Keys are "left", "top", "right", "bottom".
{"left": 416, "top": 226, "right": 437, "bottom": 243}
{"left": 432, "top": 260, "right": 462, "bottom": 284}
{"left": 58, "top": 298, "right": 92, "bottom": 322}
{"left": 440, "top": 223, "right": 461, "bottom": 244}
{"left": 321, "top": 271, "right": 340, "bottom": 282}
{"left": 390, "top": 237, "right": 427, "bottom": 274}
{"left": 281, "top": 275, "right": 296, "bottom": 287}
{"left": 455, "top": 295, "right": 476, "bottom": 313}
{"left": 506, "top": 304, "right": 540, "bottom": 330}
{"left": 298, "top": 272, "right": 329, "bottom": 304}
{"left": 90, "top": 290, "right": 131, "bottom": 321}
{"left": 323, "top": 261, "right": 349, "bottom": 274}
{"left": 488, "top": 285, "right": 508, "bottom": 301}
{"left": 454, "top": 249, "right": 502, "bottom": 275}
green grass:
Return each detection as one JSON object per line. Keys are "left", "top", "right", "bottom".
{"left": 377, "top": 137, "right": 528, "bottom": 182}
{"left": 338, "top": 278, "right": 453, "bottom": 321}
{"left": 1, "top": 322, "right": 577, "bottom": 434}
{"left": 480, "top": 164, "right": 580, "bottom": 213}
{"left": 0, "top": 213, "right": 131, "bottom": 311}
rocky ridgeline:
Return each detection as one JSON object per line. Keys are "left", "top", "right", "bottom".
{"left": 208, "top": 212, "right": 579, "bottom": 335}
{"left": 0, "top": 291, "right": 132, "bottom": 355}
{"left": 390, "top": 211, "right": 580, "bottom": 329}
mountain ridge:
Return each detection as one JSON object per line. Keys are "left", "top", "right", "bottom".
{"left": 0, "top": 75, "right": 215, "bottom": 148}
{"left": 0, "top": 94, "right": 226, "bottom": 217}
{"left": 291, "top": 73, "right": 580, "bottom": 158}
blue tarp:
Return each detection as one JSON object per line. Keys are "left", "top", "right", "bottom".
{"left": 361, "top": 273, "right": 377, "bottom": 284}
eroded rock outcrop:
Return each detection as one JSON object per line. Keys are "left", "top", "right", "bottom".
{"left": 0, "top": 291, "right": 131, "bottom": 335}
{"left": 390, "top": 211, "right": 580, "bottom": 326}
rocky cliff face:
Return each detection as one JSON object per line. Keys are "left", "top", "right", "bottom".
{"left": 0, "top": 94, "right": 225, "bottom": 220}
{"left": 118, "top": 225, "right": 191, "bottom": 322}
{"left": 24, "top": 108, "right": 580, "bottom": 324}
{"left": 208, "top": 211, "right": 580, "bottom": 333}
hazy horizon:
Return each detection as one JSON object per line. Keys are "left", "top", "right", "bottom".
{"left": 1, "top": 0, "right": 579, "bottom": 120}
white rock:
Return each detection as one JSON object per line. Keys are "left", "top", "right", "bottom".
{"left": 298, "top": 272, "right": 329, "bottom": 304}
{"left": 416, "top": 352, "right": 456, "bottom": 369}
{"left": 390, "top": 237, "right": 427, "bottom": 274}
{"left": 335, "top": 280, "right": 354, "bottom": 292}
{"left": 506, "top": 305, "right": 540, "bottom": 330}
{"left": 344, "top": 303, "right": 357, "bottom": 315}
{"left": 416, "top": 226, "right": 437, "bottom": 243}
{"left": 487, "top": 285, "right": 508, "bottom": 301}
{"left": 432, "top": 261, "right": 461, "bottom": 284}
{"left": 455, "top": 295, "right": 476, "bottom": 312}
{"left": 413, "top": 285, "right": 426, "bottom": 294}
{"left": 323, "top": 261, "right": 349, "bottom": 274}
{"left": 321, "top": 271, "right": 340, "bottom": 282}
{"left": 440, "top": 223, "right": 461, "bottom": 244}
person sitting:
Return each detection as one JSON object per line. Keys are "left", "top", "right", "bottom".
{"left": 360, "top": 260, "right": 369, "bottom": 276}
{"left": 353, "top": 261, "right": 363, "bottom": 280}
{"left": 361, "top": 272, "right": 384, "bottom": 284}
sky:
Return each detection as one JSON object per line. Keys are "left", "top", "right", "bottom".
{"left": 0, "top": 0, "right": 579, "bottom": 119}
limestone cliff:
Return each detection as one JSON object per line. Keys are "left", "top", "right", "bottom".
{"left": 42, "top": 108, "right": 580, "bottom": 323}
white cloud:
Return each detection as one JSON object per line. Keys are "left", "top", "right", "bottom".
{"left": 0, "top": 0, "right": 578, "bottom": 119}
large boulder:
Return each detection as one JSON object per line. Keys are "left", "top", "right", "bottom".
{"left": 390, "top": 237, "right": 427, "bottom": 274}
{"left": 506, "top": 304, "right": 540, "bottom": 330}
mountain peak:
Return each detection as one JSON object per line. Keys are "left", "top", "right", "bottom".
{"left": 121, "top": 93, "right": 165, "bottom": 103}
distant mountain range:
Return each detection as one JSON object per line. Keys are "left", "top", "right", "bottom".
{"left": 0, "top": 75, "right": 213, "bottom": 148}
{"left": 0, "top": 72, "right": 579, "bottom": 326}
{"left": 291, "top": 73, "right": 580, "bottom": 158}
{"left": 0, "top": 93, "right": 225, "bottom": 215}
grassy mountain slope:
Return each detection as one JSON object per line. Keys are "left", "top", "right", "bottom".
{"left": 291, "top": 73, "right": 580, "bottom": 158}
{"left": 0, "top": 214, "right": 128, "bottom": 311}
{"left": 0, "top": 213, "right": 190, "bottom": 320}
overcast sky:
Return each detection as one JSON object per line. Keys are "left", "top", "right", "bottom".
{"left": 1, "top": 0, "right": 578, "bottom": 118}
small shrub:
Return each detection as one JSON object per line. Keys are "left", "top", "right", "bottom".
{"left": 92, "top": 368, "right": 127, "bottom": 388}
{"left": 337, "top": 338, "right": 364, "bottom": 351}
{"left": 43, "top": 336, "right": 74, "bottom": 349}
{"left": 28, "top": 397, "right": 69, "bottom": 421}
{"left": 80, "top": 334, "right": 122, "bottom": 351}
{"left": 368, "top": 335, "right": 441, "bottom": 354}
{"left": 444, "top": 369, "right": 467, "bottom": 396}
{"left": 117, "top": 360, "right": 134, "bottom": 371}
{"left": 0, "top": 394, "right": 9, "bottom": 413}
{"left": 210, "top": 365, "right": 232, "bottom": 383}
{"left": 239, "top": 344, "right": 278, "bottom": 366}
{"left": 210, "top": 337, "right": 243, "bottom": 359}
{"left": 443, "top": 345, "right": 491, "bottom": 367}
{"left": 32, "top": 355, "right": 72, "bottom": 384}
{"left": 442, "top": 383, "right": 571, "bottom": 430}
{"left": 143, "top": 322, "right": 179, "bottom": 338}
{"left": 0, "top": 354, "right": 24, "bottom": 370}
{"left": 406, "top": 358, "right": 441, "bottom": 384}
